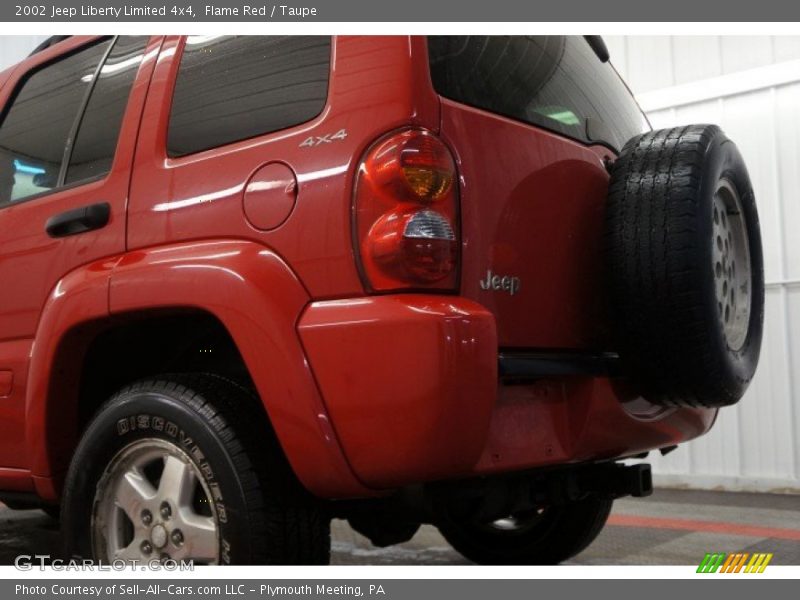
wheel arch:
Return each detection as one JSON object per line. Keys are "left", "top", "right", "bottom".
{"left": 27, "top": 240, "right": 370, "bottom": 502}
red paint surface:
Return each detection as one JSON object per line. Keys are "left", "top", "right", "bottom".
{"left": 0, "top": 371, "right": 12, "bottom": 398}
{"left": 299, "top": 295, "right": 497, "bottom": 488}
{"left": 107, "top": 240, "right": 372, "bottom": 499}
{"left": 127, "top": 36, "right": 440, "bottom": 299}
{"left": 442, "top": 99, "right": 616, "bottom": 349}
{"left": 242, "top": 162, "right": 298, "bottom": 231}
{"left": 0, "top": 36, "right": 721, "bottom": 501}
{"left": 473, "top": 378, "right": 714, "bottom": 476}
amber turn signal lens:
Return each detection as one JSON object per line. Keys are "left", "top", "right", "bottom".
{"left": 365, "top": 129, "right": 456, "bottom": 205}
{"left": 402, "top": 167, "right": 453, "bottom": 200}
{"left": 399, "top": 133, "right": 455, "bottom": 201}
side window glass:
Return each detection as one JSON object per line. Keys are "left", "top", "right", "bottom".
{"left": 167, "top": 36, "right": 331, "bottom": 157}
{"left": 65, "top": 36, "right": 149, "bottom": 184}
{"left": 0, "top": 40, "right": 110, "bottom": 206}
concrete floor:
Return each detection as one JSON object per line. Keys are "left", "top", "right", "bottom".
{"left": 0, "top": 489, "right": 797, "bottom": 565}
{"left": 329, "top": 489, "right": 800, "bottom": 565}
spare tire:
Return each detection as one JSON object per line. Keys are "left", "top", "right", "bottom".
{"left": 605, "top": 125, "right": 764, "bottom": 408}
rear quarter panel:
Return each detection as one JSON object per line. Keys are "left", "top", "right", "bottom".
{"left": 441, "top": 100, "right": 616, "bottom": 350}
{"left": 127, "top": 35, "right": 440, "bottom": 300}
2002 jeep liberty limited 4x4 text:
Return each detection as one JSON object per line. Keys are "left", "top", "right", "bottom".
{"left": 0, "top": 35, "right": 763, "bottom": 565}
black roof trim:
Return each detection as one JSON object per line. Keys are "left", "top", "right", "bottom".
{"left": 584, "top": 35, "right": 610, "bottom": 63}
{"left": 28, "top": 36, "right": 71, "bottom": 57}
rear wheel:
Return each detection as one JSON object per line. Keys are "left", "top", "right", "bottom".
{"left": 437, "top": 498, "right": 612, "bottom": 565}
{"left": 62, "top": 374, "right": 330, "bottom": 565}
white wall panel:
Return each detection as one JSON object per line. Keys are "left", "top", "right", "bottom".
{"left": 720, "top": 36, "right": 774, "bottom": 74}
{"left": 618, "top": 36, "right": 674, "bottom": 93}
{"left": 724, "top": 91, "right": 782, "bottom": 281}
{"left": 0, "top": 36, "right": 48, "bottom": 72}
{"left": 787, "top": 288, "right": 800, "bottom": 483}
{"left": 672, "top": 36, "right": 722, "bottom": 84}
{"left": 607, "top": 35, "right": 800, "bottom": 92}
{"left": 614, "top": 36, "right": 800, "bottom": 492}
{"left": 776, "top": 83, "right": 800, "bottom": 280}
{"left": 775, "top": 36, "right": 800, "bottom": 62}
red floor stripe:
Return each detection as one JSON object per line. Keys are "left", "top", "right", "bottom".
{"left": 608, "top": 514, "right": 800, "bottom": 541}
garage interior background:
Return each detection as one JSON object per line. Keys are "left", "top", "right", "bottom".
{"left": 1, "top": 35, "right": 798, "bottom": 494}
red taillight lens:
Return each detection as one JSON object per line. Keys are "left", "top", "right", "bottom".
{"left": 354, "top": 129, "right": 459, "bottom": 292}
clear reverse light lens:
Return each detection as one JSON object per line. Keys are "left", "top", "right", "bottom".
{"left": 403, "top": 209, "right": 456, "bottom": 240}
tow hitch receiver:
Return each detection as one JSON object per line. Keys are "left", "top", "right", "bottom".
{"left": 576, "top": 463, "right": 653, "bottom": 499}
{"left": 427, "top": 462, "right": 654, "bottom": 523}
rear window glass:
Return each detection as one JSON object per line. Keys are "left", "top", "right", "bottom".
{"left": 167, "top": 36, "right": 331, "bottom": 157}
{"left": 427, "top": 36, "right": 648, "bottom": 151}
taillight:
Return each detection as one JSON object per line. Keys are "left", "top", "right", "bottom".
{"left": 353, "top": 128, "right": 459, "bottom": 292}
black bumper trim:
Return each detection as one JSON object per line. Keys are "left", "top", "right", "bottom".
{"left": 498, "top": 351, "right": 622, "bottom": 380}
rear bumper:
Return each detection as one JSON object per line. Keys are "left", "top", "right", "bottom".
{"left": 473, "top": 376, "right": 715, "bottom": 477}
{"left": 298, "top": 295, "right": 498, "bottom": 488}
{"left": 298, "top": 295, "right": 717, "bottom": 492}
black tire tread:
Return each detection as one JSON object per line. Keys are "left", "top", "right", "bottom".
{"left": 604, "top": 124, "right": 761, "bottom": 407}
{"left": 438, "top": 498, "right": 613, "bottom": 565}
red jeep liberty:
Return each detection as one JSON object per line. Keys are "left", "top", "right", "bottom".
{"left": 0, "top": 35, "right": 763, "bottom": 565}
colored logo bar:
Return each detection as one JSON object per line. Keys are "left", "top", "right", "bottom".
{"left": 697, "top": 552, "right": 773, "bottom": 573}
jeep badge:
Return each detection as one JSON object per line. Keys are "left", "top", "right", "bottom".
{"left": 479, "top": 270, "right": 521, "bottom": 296}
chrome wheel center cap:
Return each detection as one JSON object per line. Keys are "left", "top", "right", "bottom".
{"left": 151, "top": 524, "right": 168, "bottom": 549}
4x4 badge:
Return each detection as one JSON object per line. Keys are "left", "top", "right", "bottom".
{"left": 299, "top": 129, "right": 348, "bottom": 148}
{"left": 479, "top": 270, "right": 521, "bottom": 296}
